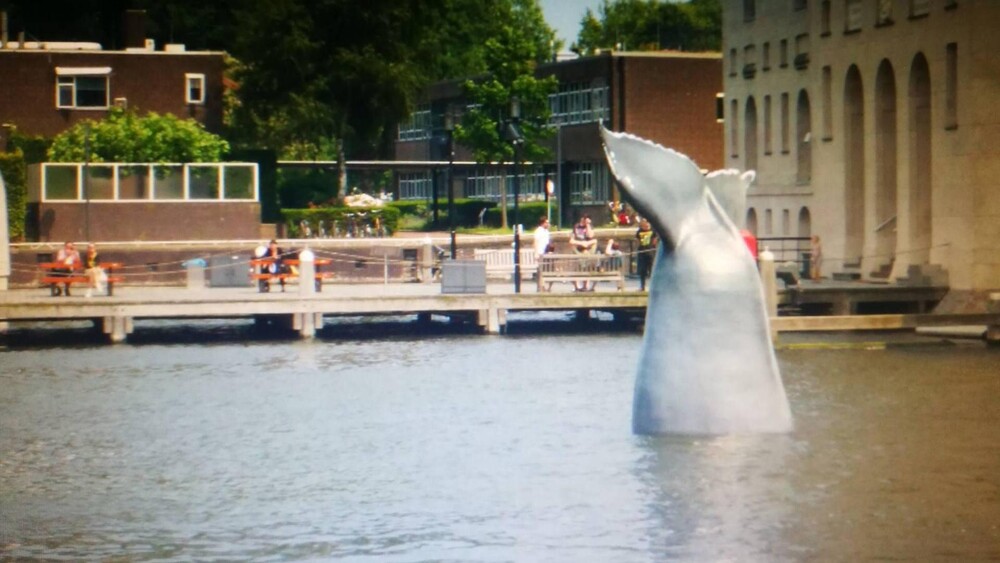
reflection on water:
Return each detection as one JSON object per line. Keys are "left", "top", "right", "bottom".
{"left": 1, "top": 328, "right": 998, "bottom": 561}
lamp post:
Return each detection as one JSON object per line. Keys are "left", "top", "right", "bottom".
{"left": 504, "top": 97, "right": 524, "bottom": 293}
{"left": 444, "top": 108, "right": 457, "bottom": 259}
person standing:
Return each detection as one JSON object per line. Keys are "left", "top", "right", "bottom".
{"left": 810, "top": 235, "right": 823, "bottom": 281}
{"left": 533, "top": 217, "right": 551, "bottom": 258}
{"left": 83, "top": 243, "right": 105, "bottom": 297}
{"left": 635, "top": 219, "right": 657, "bottom": 291}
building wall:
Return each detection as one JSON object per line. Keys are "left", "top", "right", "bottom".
{"left": 0, "top": 49, "right": 225, "bottom": 138}
{"left": 723, "top": 0, "right": 1000, "bottom": 291}
{"left": 618, "top": 55, "right": 724, "bottom": 171}
{"left": 32, "top": 201, "right": 261, "bottom": 242}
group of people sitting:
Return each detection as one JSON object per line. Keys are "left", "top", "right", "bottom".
{"left": 532, "top": 212, "right": 659, "bottom": 291}
{"left": 52, "top": 241, "right": 107, "bottom": 297}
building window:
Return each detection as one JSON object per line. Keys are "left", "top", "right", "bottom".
{"left": 821, "top": 0, "right": 832, "bottom": 35}
{"left": 779, "top": 39, "right": 789, "bottom": 67}
{"left": 398, "top": 106, "right": 432, "bottom": 141}
{"left": 399, "top": 172, "right": 432, "bottom": 200}
{"left": 185, "top": 73, "right": 205, "bottom": 104}
{"left": 876, "top": 0, "right": 894, "bottom": 25}
{"left": 794, "top": 34, "right": 810, "bottom": 69}
{"left": 744, "top": 0, "right": 756, "bottom": 21}
{"left": 548, "top": 83, "right": 610, "bottom": 126}
{"left": 782, "top": 209, "right": 791, "bottom": 234}
{"left": 55, "top": 67, "right": 111, "bottom": 109}
{"left": 743, "top": 44, "right": 757, "bottom": 78}
{"left": 910, "top": 0, "right": 931, "bottom": 17}
{"left": 716, "top": 93, "right": 725, "bottom": 123}
{"left": 568, "top": 162, "right": 611, "bottom": 205}
{"left": 845, "top": 0, "right": 863, "bottom": 32}
{"left": 729, "top": 48, "right": 738, "bottom": 76}
{"left": 762, "top": 42, "right": 771, "bottom": 71}
{"left": 764, "top": 95, "right": 773, "bottom": 154}
{"left": 730, "top": 99, "right": 739, "bottom": 157}
{"left": 945, "top": 43, "right": 958, "bottom": 129}
{"left": 822, "top": 65, "right": 833, "bottom": 139}
{"left": 764, "top": 208, "right": 774, "bottom": 234}
{"left": 780, "top": 92, "right": 790, "bottom": 153}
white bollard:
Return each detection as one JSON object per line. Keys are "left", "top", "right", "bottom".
{"left": 299, "top": 248, "right": 316, "bottom": 297}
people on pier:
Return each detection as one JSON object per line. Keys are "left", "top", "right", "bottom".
{"left": 534, "top": 217, "right": 552, "bottom": 258}
{"left": 636, "top": 219, "right": 658, "bottom": 291}
{"left": 83, "top": 243, "right": 106, "bottom": 298}
{"left": 264, "top": 239, "right": 289, "bottom": 290}
{"left": 570, "top": 214, "right": 598, "bottom": 254}
{"left": 53, "top": 241, "right": 81, "bottom": 296}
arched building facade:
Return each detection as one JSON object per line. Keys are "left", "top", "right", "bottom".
{"left": 723, "top": 0, "right": 1000, "bottom": 292}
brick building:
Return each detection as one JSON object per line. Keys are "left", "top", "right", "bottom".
{"left": 0, "top": 42, "right": 225, "bottom": 140}
{"left": 394, "top": 51, "right": 723, "bottom": 226}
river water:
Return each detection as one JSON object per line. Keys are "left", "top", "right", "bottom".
{"left": 2, "top": 321, "right": 999, "bottom": 561}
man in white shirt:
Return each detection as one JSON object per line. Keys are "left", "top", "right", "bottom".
{"left": 533, "top": 217, "right": 551, "bottom": 258}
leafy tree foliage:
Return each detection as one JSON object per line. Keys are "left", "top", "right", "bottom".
{"left": 1, "top": 149, "right": 27, "bottom": 241}
{"left": 456, "top": 0, "right": 558, "bottom": 165}
{"left": 47, "top": 108, "right": 229, "bottom": 163}
{"left": 572, "top": 0, "right": 721, "bottom": 55}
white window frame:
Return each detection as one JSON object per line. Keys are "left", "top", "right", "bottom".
{"left": 54, "top": 67, "right": 111, "bottom": 109}
{"left": 185, "top": 73, "right": 206, "bottom": 105}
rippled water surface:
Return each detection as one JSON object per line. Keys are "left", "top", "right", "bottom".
{"left": 2, "top": 330, "right": 998, "bottom": 561}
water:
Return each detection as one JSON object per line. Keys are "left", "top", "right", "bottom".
{"left": 2, "top": 326, "right": 999, "bottom": 561}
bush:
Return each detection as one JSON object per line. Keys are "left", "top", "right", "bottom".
{"left": 282, "top": 206, "right": 401, "bottom": 237}
{"left": 388, "top": 199, "right": 496, "bottom": 229}
{"left": 483, "top": 201, "right": 553, "bottom": 229}
{"left": 0, "top": 150, "right": 27, "bottom": 241}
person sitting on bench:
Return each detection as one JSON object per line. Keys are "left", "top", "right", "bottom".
{"left": 53, "top": 241, "right": 81, "bottom": 296}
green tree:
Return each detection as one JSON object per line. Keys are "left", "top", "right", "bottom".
{"left": 0, "top": 149, "right": 27, "bottom": 241}
{"left": 572, "top": 0, "right": 720, "bottom": 55}
{"left": 456, "top": 0, "right": 558, "bottom": 228}
{"left": 47, "top": 108, "right": 229, "bottom": 163}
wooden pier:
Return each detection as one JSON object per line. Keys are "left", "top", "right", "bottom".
{"left": 1, "top": 281, "right": 995, "bottom": 344}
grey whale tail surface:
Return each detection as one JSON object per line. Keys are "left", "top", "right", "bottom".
{"left": 601, "top": 127, "right": 793, "bottom": 435}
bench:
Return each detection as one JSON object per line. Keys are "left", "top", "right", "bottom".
{"left": 250, "top": 258, "right": 335, "bottom": 292}
{"left": 537, "top": 253, "right": 626, "bottom": 292}
{"left": 40, "top": 262, "right": 124, "bottom": 296}
{"left": 472, "top": 248, "right": 538, "bottom": 280}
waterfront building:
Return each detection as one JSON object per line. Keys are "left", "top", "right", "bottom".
{"left": 722, "top": 0, "right": 1000, "bottom": 293}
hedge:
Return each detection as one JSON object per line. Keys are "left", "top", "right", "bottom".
{"left": 0, "top": 150, "right": 27, "bottom": 241}
{"left": 483, "top": 201, "right": 555, "bottom": 229}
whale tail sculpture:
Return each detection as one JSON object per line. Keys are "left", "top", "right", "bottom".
{"left": 600, "top": 127, "right": 792, "bottom": 435}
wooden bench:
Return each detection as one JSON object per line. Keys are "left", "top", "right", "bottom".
{"left": 472, "top": 248, "right": 538, "bottom": 280}
{"left": 250, "top": 258, "right": 335, "bottom": 292}
{"left": 40, "top": 262, "right": 124, "bottom": 296}
{"left": 537, "top": 253, "right": 626, "bottom": 292}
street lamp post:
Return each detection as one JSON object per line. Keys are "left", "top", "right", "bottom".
{"left": 505, "top": 97, "right": 524, "bottom": 293}
{"left": 444, "top": 108, "right": 457, "bottom": 259}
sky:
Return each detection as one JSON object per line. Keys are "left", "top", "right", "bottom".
{"left": 539, "top": 0, "right": 602, "bottom": 48}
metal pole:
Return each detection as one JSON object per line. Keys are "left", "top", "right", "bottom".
{"left": 556, "top": 123, "right": 562, "bottom": 229}
{"left": 447, "top": 128, "right": 456, "bottom": 259}
{"left": 84, "top": 125, "right": 91, "bottom": 241}
{"left": 513, "top": 140, "right": 521, "bottom": 293}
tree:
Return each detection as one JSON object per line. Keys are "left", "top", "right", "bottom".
{"left": 571, "top": 0, "right": 720, "bottom": 55}
{"left": 47, "top": 108, "right": 229, "bottom": 163}
{"left": 455, "top": 0, "right": 558, "bottom": 228}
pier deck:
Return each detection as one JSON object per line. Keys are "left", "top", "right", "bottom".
{"left": 1, "top": 279, "right": 994, "bottom": 343}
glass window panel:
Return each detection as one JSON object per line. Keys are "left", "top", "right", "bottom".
{"left": 83, "top": 165, "right": 114, "bottom": 199}
{"left": 75, "top": 76, "right": 107, "bottom": 107}
{"left": 118, "top": 166, "right": 150, "bottom": 199}
{"left": 153, "top": 165, "right": 184, "bottom": 200}
{"left": 188, "top": 166, "right": 219, "bottom": 199}
{"left": 223, "top": 165, "right": 255, "bottom": 199}
{"left": 44, "top": 165, "right": 79, "bottom": 200}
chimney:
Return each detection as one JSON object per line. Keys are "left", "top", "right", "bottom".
{"left": 122, "top": 9, "right": 146, "bottom": 49}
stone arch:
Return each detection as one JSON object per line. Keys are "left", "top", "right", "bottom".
{"left": 797, "top": 206, "right": 812, "bottom": 237}
{"left": 908, "top": 53, "right": 932, "bottom": 264}
{"left": 745, "top": 97, "right": 759, "bottom": 172}
{"left": 843, "top": 65, "right": 865, "bottom": 263}
{"left": 796, "top": 90, "right": 812, "bottom": 184}
{"left": 874, "top": 59, "right": 898, "bottom": 276}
